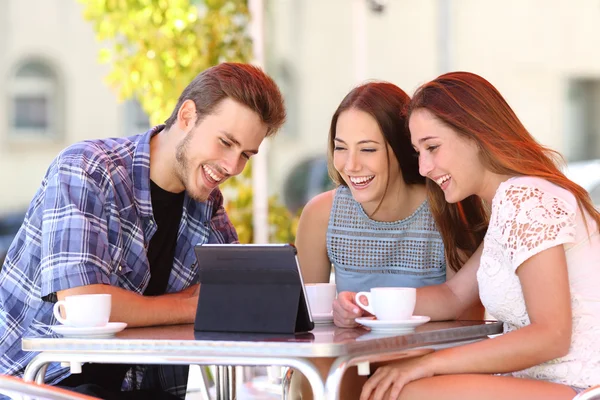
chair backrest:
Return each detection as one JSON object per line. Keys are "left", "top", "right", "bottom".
{"left": 0, "top": 375, "right": 99, "bottom": 400}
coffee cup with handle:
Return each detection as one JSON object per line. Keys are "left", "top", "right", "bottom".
{"left": 53, "top": 293, "right": 111, "bottom": 327}
{"left": 354, "top": 287, "right": 416, "bottom": 321}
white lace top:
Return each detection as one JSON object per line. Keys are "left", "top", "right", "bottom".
{"left": 477, "top": 176, "right": 600, "bottom": 387}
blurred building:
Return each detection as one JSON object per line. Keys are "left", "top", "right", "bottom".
{"left": 2, "top": 0, "right": 600, "bottom": 215}
{"left": 265, "top": 0, "right": 600, "bottom": 210}
{"left": 0, "top": 0, "right": 149, "bottom": 214}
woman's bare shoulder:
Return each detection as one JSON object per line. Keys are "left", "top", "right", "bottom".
{"left": 300, "top": 189, "right": 336, "bottom": 222}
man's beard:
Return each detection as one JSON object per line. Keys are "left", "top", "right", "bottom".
{"left": 175, "top": 134, "right": 209, "bottom": 202}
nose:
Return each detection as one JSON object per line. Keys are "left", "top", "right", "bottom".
{"left": 418, "top": 153, "right": 433, "bottom": 177}
{"left": 220, "top": 153, "right": 235, "bottom": 175}
{"left": 345, "top": 150, "right": 360, "bottom": 172}
{"left": 222, "top": 153, "right": 246, "bottom": 177}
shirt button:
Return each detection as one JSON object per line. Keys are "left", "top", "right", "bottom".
{"left": 118, "top": 266, "right": 123, "bottom": 272}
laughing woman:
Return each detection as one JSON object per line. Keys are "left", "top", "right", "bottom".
{"left": 293, "top": 82, "right": 483, "bottom": 400}
{"left": 360, "top": 72, "right": 600, "bottom": 400}
{"left": 296, "top": 82, "right": 454, "bottom": 326}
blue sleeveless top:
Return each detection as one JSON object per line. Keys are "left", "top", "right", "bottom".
{"left": 327, "top": 186, "right": 446, "bottom": 293}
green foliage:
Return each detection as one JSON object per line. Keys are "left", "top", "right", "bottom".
{"left": 79, "top": 0, "right": 252, "bottom": 125}
{"left": 78, "top": 0, "right": 299, "bottom": 243}
{"left": 224, "top": 161, "right": 300, "bottom": 244}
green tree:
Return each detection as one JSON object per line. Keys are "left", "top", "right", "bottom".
{"left": 223, "top": 162, "right": 299, "bottom": 244}
{"left": 78, "top": 0, "right": 299, "bottom": 243}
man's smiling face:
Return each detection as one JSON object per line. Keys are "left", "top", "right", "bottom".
{"left": 175, "top": 98, "right": 268, "bottom": 202}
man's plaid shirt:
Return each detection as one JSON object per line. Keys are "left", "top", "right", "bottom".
{"left": 0, "top": 125, "right": 238, "bottom": 397}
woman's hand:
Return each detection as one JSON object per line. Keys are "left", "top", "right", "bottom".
{"left": 360, "top": 356, "right": 434, "bottom": 400}
{"left": 333, "top": 291, "right": 367, "bottom": 328}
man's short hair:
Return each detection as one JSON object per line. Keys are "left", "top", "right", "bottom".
{"left": 164, "top": 63, "right": 286, "bottom": 136}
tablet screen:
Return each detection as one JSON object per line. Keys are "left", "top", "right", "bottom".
{"left": 194, "top": 243, "right": 314, "bottom": 333}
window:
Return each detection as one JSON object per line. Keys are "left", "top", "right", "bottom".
{"left": 283, "top": 156, "right": 334, "bottom": 212}
{"left": 8, "top": 59, "right": 62, "bottom": 140}
{"left": 564, "top": 79, "right": 600, "bottom": 161}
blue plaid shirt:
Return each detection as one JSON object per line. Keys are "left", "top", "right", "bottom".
{"left": 0, "top": 125, "right": 238, "bottom": 397}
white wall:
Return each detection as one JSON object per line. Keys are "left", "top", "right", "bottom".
{"left": 0, "top": 0, "right": 121, "bottom": 212}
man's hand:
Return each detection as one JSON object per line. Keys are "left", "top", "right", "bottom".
{"left": 333, "top": 291, "right": 370, "bottom": 328}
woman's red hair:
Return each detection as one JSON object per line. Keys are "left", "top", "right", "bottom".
{"left": 407, "top": 72, "right": 600, "bottom": 272}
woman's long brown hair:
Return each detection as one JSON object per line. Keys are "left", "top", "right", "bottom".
{"left": 407, "top": 72, "right": 600, "bottom": 272}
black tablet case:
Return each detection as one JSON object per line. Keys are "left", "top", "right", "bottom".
{"left": 193, "top": 244, "right": 315, "bottom": 334}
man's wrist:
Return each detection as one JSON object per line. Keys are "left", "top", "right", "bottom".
{"left": 171, "top": 288, "right": 198, "bottom": 324}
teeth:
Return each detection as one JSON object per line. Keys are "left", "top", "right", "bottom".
{"left": 203, "top": 165, "right": 223, "bottom": 182}
{"left": 349, "top": 175, "right": 374, "bottom": 184}
{"left": 435, "top": 174, "right": 451, "bottom": 186}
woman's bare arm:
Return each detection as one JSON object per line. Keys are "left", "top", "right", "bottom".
{"left": 415, "top": 244, "right": 483, "bottom": 321}
{"left": 426, "top": 244, "right": 572, "bottom": 373}
{"left": 295, "top": 190, "right": 335, "bottom": 283}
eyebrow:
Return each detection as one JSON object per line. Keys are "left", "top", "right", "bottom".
{"left": 417, "top": 136, "right": 438, "bottom": 144}
{"left": 222, "top": 131, "right": 259, "bottom": 155}
{"left": 334, "top": 138, "right": 380, "bottom": 145}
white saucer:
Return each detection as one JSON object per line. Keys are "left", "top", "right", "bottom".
{"left": 50, "top": 322, "right": 127, "bottom": 338}
{"left": 355, "top": 316, "right": 430, "bottom": 332}
{"left": 312, "top": 312, "right": 334, "bottom": 324}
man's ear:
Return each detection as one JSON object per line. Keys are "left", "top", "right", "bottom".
{"left": 176, "top": 100, "right": 197, "bottom": 131}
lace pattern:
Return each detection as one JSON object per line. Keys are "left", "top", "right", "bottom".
{"left": 478, "top": 177, "right": 600, "bottom": 387}
{"left": 495, "top": 185, "right": 576, "bottom": 270}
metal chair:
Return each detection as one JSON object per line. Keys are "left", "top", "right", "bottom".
{"left": 573, "top": 385, "right": 600, "bottom": 400}
{"left": 0, "top": 374, "right": 99, "bottom": 400}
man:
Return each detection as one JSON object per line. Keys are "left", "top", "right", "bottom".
{"left": 0, "top": 63, "right": 286, "bottom": 398}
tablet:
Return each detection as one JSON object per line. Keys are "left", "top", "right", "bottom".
{"left": 193, "top": 243, "right": 315, "bottom": 334}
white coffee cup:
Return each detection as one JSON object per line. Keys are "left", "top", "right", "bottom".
{"left": 355, "top": 287, "right": 416, "bottom": 321}
{"left": 53, "top": 294, "right": 111, "bottom": 327}
{"left": 305, "top": 283, "right": 336, "bottom": 315}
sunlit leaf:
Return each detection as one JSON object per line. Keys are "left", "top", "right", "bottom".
{"left": 98, "top": 48, "right": 112, "bottom": 63}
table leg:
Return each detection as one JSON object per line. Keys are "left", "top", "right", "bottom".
{"left": 215, "top": 365, "right": 236, "bottom": 400}
{"left": 281, "top": 367, "right": 293, "bottom": 400}
{"left": 23, "top": 353, "right": 51, "bottom": 383}
{"left": 285, "top": 360, "right": 324, "bottom": 400}
{"left": 210, "top": 359, "right": 323, "bottom": 400}
{"left": 198, "top": 366, "right": 212, "bottom": 400}
{"left": 215, "top": 366, "right": 226, "bottom": 399}
{"left": 35, "top": 363, "right": 49, "bottom": 384}
{"left": 324, "top": 355, "right": 351, "bottom": 400}
{"left": 228, "top": 366, "right": 236, "bottom": 398}
{"left": 22, "top": 352, "right": 325, "bottom": 399}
